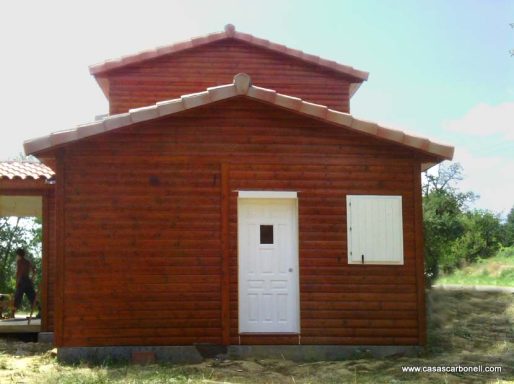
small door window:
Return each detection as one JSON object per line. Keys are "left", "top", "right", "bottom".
{"left": 260, "top": 225, "right": 274, "bottom": 244}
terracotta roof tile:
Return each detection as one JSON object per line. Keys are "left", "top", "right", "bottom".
{"left": 300, "top": 101, "right": 328, "bottom": 119}
{"left": 89, "top": 24, "right": 369, "bottom": 83}
{"left": 24, "top": 73, "right": 454, "bottom": 163}
{"left": 0, "top": 161, "right": 55, "bottom": 181}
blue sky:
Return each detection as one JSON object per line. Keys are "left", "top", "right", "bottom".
{"left": 0, "top": 0, "right": 512, "bottom": 213}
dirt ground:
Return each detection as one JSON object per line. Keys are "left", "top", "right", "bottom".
{"left": 1, "top": 290, "right": 513, "bottom": 383}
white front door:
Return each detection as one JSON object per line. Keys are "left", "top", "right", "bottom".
{"left": 238, "top": 197, "right": 299, "bottom": 333}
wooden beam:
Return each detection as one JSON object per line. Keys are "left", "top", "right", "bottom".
{"left": 0, "top": 180, "right": 54, "bottom": 191}
{"left": 54, "top": 150, "right": 65, "bottom": 346}
{"left": 40, "top": 192, "right": 50, "bottom": 331}
{"left": 220, "top": 163, "right": 230, "bottom": 345}
{"left": 413, "top": 163, "right": 427, "bottom": 346}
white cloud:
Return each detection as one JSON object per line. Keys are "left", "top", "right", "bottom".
{"left": 436, "top": 101, "right": 514, "bottom": 215}
{"left": 453, "top": 147, "right": 514, "bottom": 216}
{"left": 443, "top": 101, "right": 514, "bottom": 141}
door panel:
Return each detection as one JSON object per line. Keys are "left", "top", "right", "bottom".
{"left": 238, "top": 198, "right": 299, "bottom": 333}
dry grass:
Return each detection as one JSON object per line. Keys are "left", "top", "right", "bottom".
{"left": 1, "top": 290, "right": 513, "bottom": 383}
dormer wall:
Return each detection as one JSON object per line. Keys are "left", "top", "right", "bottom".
{"left": 96, "top": 39, "right": 359, "bottom": 115}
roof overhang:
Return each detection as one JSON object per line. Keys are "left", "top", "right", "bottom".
{"left": 24, "top": 73, "right": 454, "bottom": 163}
{"left": 0, "top": 161, "right": 55, "bottom": 181}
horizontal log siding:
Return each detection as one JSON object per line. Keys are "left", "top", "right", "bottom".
{"left": 105, "top": 39, "right": 353, "bottom": 115}
{"left": 59, "top": 97, "right": 426, "bottom": 347}
{"left": 62, "top": 159, "right": 222, "bottom": 346}
{"left": 228, "top": 163, "right": 418, "bottom": 345}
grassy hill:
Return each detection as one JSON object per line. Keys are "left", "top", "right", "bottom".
{"left": 436, "top": 247, "right": 514, "bottom": 287}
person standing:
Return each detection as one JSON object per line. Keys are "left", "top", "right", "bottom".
{"left": 13, "top": 248, "right": 36, "bottom": 316}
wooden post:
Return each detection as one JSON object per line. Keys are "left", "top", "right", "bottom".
{"left": 413, "top": 163, "right": 427, "bottom": 346}
{"left": 220, "top": 163, "right": 230, "bottom": 345}
{"left": 40, "top": 191, "right": 50, "bottom": 331}
{"left": 54, "top": 150, "right": 65, "bottom": 346}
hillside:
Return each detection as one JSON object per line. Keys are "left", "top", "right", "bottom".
{"left": 436, "top": 247, "right": 514, "bottom": 287}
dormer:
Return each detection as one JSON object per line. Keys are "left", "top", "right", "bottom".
{"left": 89, "top": 24, "right": 368, "bottom": 115}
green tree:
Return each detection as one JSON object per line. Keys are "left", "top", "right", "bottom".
{"left": 0, "top": 217, "right": 42, "bottom": 294}
{"left": 423, "top": 189, "right": 466, "bottom": 281}
{"left": 422, "top": 163, "right": 476, "bottom": 283}
{"left": 422, "top": 162, "right": 509, "bottom": 284}
{"left": 503, "top": 206, "right": 514, "bottom": 246}
{"left": 449, "top": 211, "right": 503, "bottom": 269}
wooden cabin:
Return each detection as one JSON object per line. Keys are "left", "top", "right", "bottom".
{"left": 19, "top": 25, "right": 453, "bottom": 360}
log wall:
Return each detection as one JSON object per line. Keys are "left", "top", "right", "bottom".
{"left": 55, "top": 97, "right": 430, "bottom": 347}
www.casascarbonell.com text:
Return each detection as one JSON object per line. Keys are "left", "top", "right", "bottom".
{"left": 401, "top": 365, "right": 502, "bottom": 374}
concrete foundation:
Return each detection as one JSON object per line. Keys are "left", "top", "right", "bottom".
{"left": 38, "top": 332, "right": 54, "bottom": 343}
{"left": 58, "top": 344, "right": 422, "bottom": 363}
{"left": 58, "top": 345, "right": 204, "bottom": 364}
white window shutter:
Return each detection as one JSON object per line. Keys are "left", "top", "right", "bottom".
{"left": 347, "top": 195, "right": 404, "bottom": 265}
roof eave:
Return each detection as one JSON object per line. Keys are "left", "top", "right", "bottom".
{"left": 24, "top": 73, "right": 454, "bottom": 164}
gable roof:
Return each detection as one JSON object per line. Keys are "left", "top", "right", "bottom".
{"left": 89, "top": 24, "right": 369, "bottom": 83}
{"left": 24, "top": 73, "right": 454, "bottom": 168}
{"left": 0, "top": 161, "right": 55, "bottom": 181}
